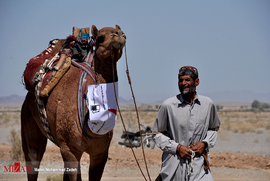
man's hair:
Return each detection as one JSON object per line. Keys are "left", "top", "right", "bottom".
{"left": 178, "top": 69, "right": 198, "bottom": 81}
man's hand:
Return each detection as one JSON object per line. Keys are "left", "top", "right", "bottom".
{"left": 190, "top": 142, "right": 205, "bottom": 156}
{"left": 177, "top": 144, "right": 193, "bottom": 159}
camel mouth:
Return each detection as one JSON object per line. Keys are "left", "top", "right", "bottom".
{"left": 110, "top": 31, "right": 126, "bottom": 49}
{"left": 112, "top": 42, "right": 125, "bottom": 49}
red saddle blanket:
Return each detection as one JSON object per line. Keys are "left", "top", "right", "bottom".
{"left": 23, "top": 39, "right": 65, "bottom": 94}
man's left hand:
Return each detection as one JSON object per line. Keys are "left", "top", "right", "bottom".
{"left": 190, "top": 142, "right": 205, "bottom": 156}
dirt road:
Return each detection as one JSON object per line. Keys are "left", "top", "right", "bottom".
{"left": 1, "top": 144, "right": 270, "bottom": 181}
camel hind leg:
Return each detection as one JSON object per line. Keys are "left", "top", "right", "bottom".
{"left": 21, "top": 94, "right": 47, "bottom": 181}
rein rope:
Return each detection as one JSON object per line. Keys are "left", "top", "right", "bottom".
{"left": 186, "top": 150, "right": 195, "bottom": 177}
{"left": 111, "top": 44, "right": 151, "bottom": 181}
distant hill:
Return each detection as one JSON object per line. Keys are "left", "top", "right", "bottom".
{"left": 203, "top": 91, "right": 270, "bottom": 102}
{"left": 0, "top": 94, "right": 25, "bottom": 104}
{"left": 133, "top": 91, "right": 270, "bottom": 103}
{"left": 118, "top": 96, "right": 133, "bottom": 103}
{"left": 0, "top": 95, "right": 133, "bottom": 105}
{"left": 0, "top": 95, "right": 132, "bottom": 104}
{"left": 1, "top": 90, "right": 269, "bottom": 107}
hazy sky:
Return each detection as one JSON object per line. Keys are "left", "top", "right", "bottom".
{"left": 1, "top": 0, "right": 269, "bottom": 102}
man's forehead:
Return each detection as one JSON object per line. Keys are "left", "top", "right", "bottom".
{"left": 179, "top": 75, "right": 192, "bottom": 79}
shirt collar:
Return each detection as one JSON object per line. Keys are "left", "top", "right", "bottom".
{"left": 176, "top": 93, "right": 200, "bottom": 106}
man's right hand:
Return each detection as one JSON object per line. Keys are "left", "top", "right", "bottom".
{"left": 177, "top": 144, "right": 193, "bottom": 160}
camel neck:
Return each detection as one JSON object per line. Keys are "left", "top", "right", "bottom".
{"left": 94, "top": 54, "right": 118, "bottom": 84}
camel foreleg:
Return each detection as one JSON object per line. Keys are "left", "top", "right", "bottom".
{"left": 88, "top": 149, "right": 109, "bottom": 181}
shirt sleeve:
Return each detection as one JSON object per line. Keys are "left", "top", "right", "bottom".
{"left": 203, "top": 130, "right": 218, "bottom": 148}
{"left": 208, "top": 103, "right": 221, "bottom": 130}
{"left": 203, "top": 103, "right": 221, "bottom": 148}
{"left": 152, "top": 104, "right": 179, "bottom": 154}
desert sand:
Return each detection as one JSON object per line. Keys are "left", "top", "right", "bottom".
{"left": 0, "top": 105, "right": 270, "bottom": 180}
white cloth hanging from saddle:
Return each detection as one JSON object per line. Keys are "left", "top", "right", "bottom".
{"left": 87, "top": 82, "right": 118, "bottom": 135}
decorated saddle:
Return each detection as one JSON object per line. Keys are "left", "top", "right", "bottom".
{"left": 23, "top": 27, "right": 94, "bottom": 97}
{"left": 23, "top": 39, "right": 65, "bottom": 95}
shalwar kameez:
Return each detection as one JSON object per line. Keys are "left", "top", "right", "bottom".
{"left": 153, "top": 94, "right": 220, "bottom": 181}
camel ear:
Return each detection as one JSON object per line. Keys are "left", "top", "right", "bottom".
{"left": 91, "top": 25, "right": 98, "bottom": 38}
{"left": 115, "top": 25, "right": 121, "bottom": 30}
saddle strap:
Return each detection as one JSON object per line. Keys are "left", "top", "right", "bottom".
{"left": 35, "top": 82, "right": 59, "bottom": 146}
{"left": 71, "top": 50, "right": 96, "bottom": 139}
{"left": 71, "top": 60, "right": 96, "bottom": 83}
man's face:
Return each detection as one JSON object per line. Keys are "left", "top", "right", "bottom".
{"left": 178, "top": 75, "right": 199, "bottom": 95}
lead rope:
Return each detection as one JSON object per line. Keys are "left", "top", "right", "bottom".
{"left": 124, "top": 45, "right": 152, "bottom": 181}
{"left": 186, "top": 150, "right": 195, "bottom": 177}
{"left": 111, "top": 46, "right": 151, "bottom": 181}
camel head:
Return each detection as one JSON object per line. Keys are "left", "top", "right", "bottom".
{"left": 91, "top": 25, "right": 126, "bottom": 62}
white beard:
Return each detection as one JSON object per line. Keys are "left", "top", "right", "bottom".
{"left": 180, "top": 86, "right": 196, "bottom": 95}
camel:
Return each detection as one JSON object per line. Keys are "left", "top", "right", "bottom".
{"left": 21, "top": 25, "right": 126, "bottom": 181}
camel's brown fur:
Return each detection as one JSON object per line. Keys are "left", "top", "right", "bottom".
{"left": 21, "top": 25, "right": 126, "bottom": 181}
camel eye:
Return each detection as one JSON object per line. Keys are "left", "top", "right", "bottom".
{"left": 97, "top": 35, "right": 105, "bottom": 43}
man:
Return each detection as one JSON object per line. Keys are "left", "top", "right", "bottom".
{"left": 153, "top": 66, "right": 220, "bottom": 181}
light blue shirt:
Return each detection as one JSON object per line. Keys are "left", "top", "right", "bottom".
{"left": 153, "top": 94, "right": 220, "bottom": 181}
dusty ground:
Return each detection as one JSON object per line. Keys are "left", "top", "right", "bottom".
{"left": 0, "top": 143, "right": 270, "bottom": 181}
{"left": 0, "top": 105, "right": 270, "bottom": 180}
